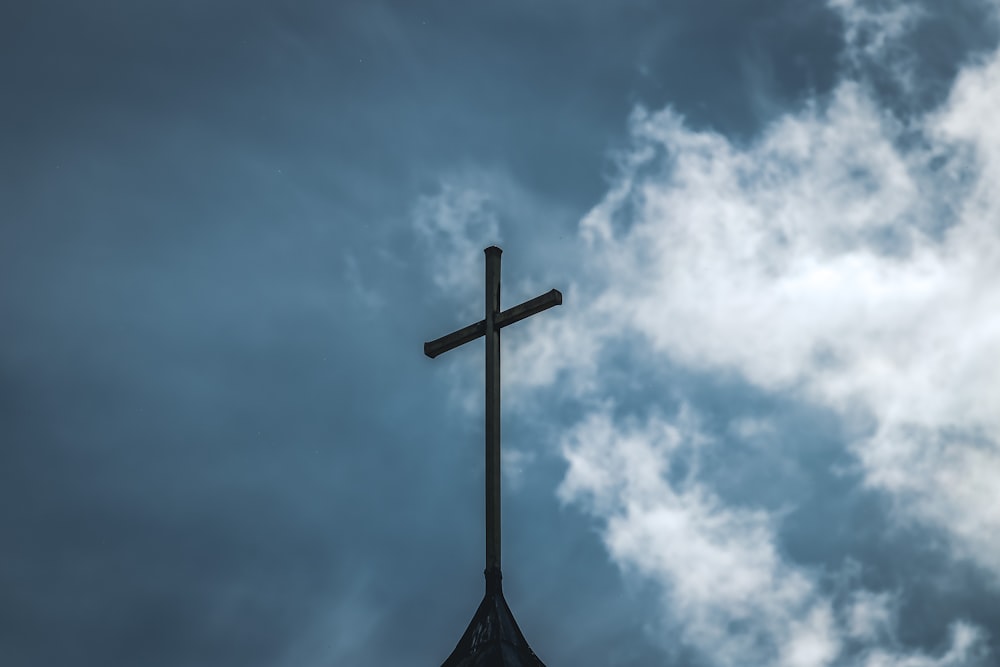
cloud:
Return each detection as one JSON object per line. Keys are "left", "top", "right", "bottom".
{"left": 559, "top": 408, "right": 834, "bottom": 667}
{"left": 830, "top": 0, "right": 923, "bottom": 87}
{"left": 414, "top": 1, "right": 1000, "bottom": 663}
{"left": 533, "top": 1, "right": 1000, "bottom": 663}
{"left": 558, "top": 408, "right": 990, "bottom": 667}
{"left": 413, "top": 182, "right": 500, "bottom": 299}
{"left": 569, "top": 42, "right": 1000, "bottom": 579}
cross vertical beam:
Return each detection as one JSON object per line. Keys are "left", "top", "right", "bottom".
{"left": 484, "top": 246, "right": 502, "bottom": 575}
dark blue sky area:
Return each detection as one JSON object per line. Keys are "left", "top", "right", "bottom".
{"left": 3, "top": 2, "right": 999, "bottom": 666}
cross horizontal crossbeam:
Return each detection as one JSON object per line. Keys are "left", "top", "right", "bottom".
{"left": 423, "top": 288, "right": 562, "bottom": 359}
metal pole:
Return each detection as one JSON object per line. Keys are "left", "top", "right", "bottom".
{"left": 484, "top": 246, "right": 502, "bottom": 577}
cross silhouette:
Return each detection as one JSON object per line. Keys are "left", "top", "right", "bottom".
{"left": 424, "top": 245, "right": 562, "bottom": 579}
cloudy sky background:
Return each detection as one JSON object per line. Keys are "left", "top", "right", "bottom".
{"left": 4, "top": 1, "right": 1000, "bottom": 665}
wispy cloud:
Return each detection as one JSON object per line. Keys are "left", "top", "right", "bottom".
{"left": 414, "top": 182, "right": 500, "bottom": 299}
{"left": 559, "top": 408, "right": 990, "bottom": 667}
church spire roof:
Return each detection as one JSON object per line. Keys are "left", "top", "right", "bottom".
{"left": 441, "top": 570, "right": 546, "bottom": 667}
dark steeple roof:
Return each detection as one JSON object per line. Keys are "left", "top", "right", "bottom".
{"left": 441, "top": 569, "right": 546, "bottom": 667}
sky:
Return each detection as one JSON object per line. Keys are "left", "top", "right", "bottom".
{"left": 3, "top": 1, "right": 1000, "bottom": 665}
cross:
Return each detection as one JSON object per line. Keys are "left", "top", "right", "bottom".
{"left": 425, "top": 245, "right": 562, "bottom": 581}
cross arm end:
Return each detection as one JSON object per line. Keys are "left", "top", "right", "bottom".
{"left": 424, "top": 319, "right": 487, "bottom": 359}
{"left": 495, "top": 288, "right": 563, "bottom": 329}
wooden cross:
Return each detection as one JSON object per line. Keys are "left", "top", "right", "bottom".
{"left": 425, "top": 246, "right": 562, "bottom": 579}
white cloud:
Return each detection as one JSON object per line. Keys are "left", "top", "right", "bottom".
{"left": 859, "top": 622, "right": 988, "bottom": 667}
{"left": 413, "top": 183, "right": 500, "bottom": 301}
{"left": 527, "top": 21, "right": 1000, "bottom": 582}
{"left": 829, "top": 0, "right": 923, "bottom": 89}
{"left": 531, "top": 4, "right": 1000, "bottom": 663}
{"left": 559, "top": 409, "right": 989, "bottom": 667}
{"left": 559, "top": 410, "right": 836, "bottom": 667}
{"left": 843, "top": 590, "right": 896, "bottom": 643}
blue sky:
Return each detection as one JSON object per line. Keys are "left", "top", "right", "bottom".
{"left": 3, "top": 1, "right": 1000, "bottom": 665}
